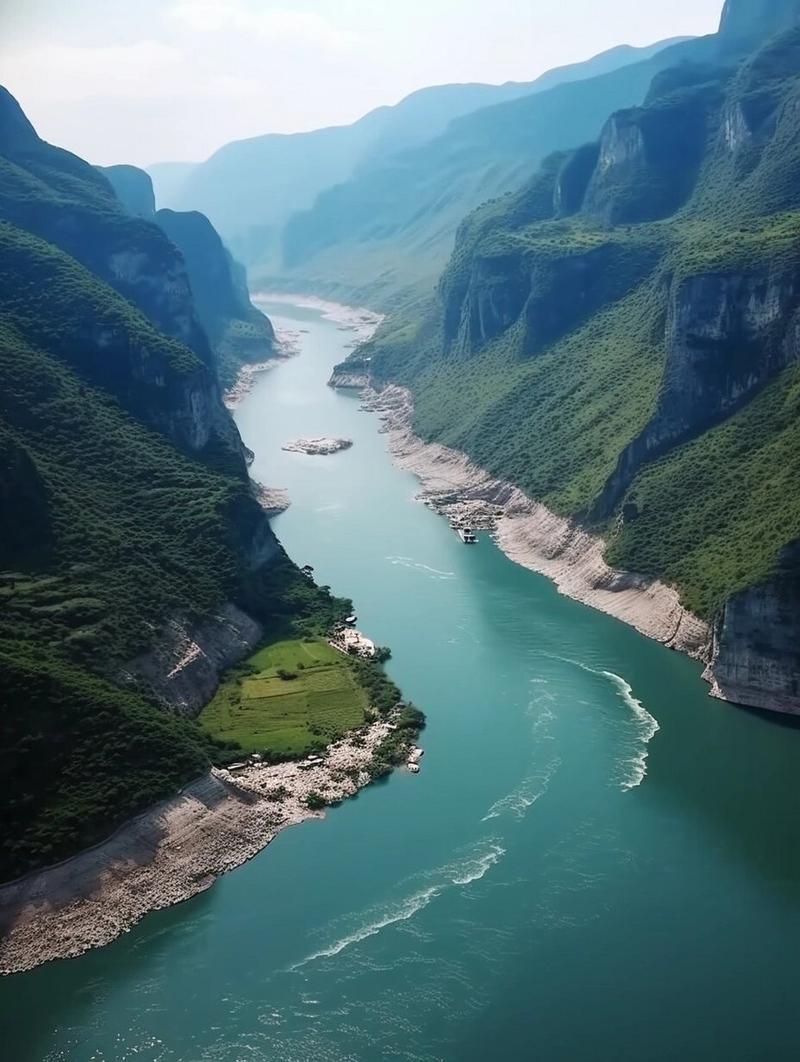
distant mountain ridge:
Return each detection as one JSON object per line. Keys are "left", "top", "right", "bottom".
{"left": 150, "top": 36, "right": 687, "bottom": 296}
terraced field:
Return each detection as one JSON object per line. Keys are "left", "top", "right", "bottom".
{"left": 199, "top": 638, "right": 369, "bottom": 757}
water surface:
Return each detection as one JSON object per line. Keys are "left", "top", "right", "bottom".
{"left": 4, "top": 300, "right": 800, "bottom": 1061}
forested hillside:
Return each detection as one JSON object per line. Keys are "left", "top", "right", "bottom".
{"left": 0, "top": 91, "right": 334, "bottom": 879}
{"left": 357, "top": 4, "right": 800, "bottom": 713}
{"left": 275, "top": 37, "right": 715, "bottom": 308}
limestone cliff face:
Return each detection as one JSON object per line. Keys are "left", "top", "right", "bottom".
{"left": 122, "top": 506, "right": 281, "bottom": 714}
{"left": 706, "top": 543, "right": 800, "bottom": 715}
{"left": 445, "top": 242, "right": 650, "bottom": 360}
{"left": 105, "top": 240, "right": 213, "bottom": 364}
{"left": 154, "top": 208, "right": 276, "bottom": 388}
{"left": 718, "top": 0, "right": 800, "bottom": 52}
{"left": 123, "top": 604, "right": 266, "bottom": 716}
{"left": 451, "top": 254, "right": 530, "bottom": 352}
{"left": 582, "top": 87, "right": 711, "bottom": 224}
{"left": 597, "top": 263, "right": 800, "bottom": 515}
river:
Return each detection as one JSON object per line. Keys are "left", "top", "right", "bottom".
{"left": 4, "top": 298, "right": 800, "bottom": 1061}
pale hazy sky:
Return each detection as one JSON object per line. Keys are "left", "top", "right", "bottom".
{"left": 1, "top": 0, "right": 724, "bottom": 167}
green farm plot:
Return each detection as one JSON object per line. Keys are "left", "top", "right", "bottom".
{"left": 200, "top": 638, "right": 369, "bottom": 757}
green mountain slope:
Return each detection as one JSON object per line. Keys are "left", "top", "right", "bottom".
{"left": 361, "top": 6, "right": 800, "bottom": 713}
{"left": 155, "top": 208, "right": 276, "bottom": 388}
{"left": 0, "top": 94, "right": 334, "bottom": 880}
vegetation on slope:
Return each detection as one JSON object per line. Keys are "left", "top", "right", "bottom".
{"left": 363, "top": 21, "right": 800, "bottom": 621}
{"left": 201, "top": 639, "right": 370, "bottom": 758}
{"left": 275, "top": 36, "right": 717, "bottom": 308}
{"left": 0, "top": 94, "right": 375, "bottom": 881}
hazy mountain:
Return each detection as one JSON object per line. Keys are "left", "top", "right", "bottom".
{"left": 101, "top": 163, "right": 276, "bottom": 387}
{"left": 153, "top": 37, "right": 686, "bottom": 285}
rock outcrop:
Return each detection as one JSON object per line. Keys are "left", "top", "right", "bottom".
{"left": 718, "top": 0, "right": 800, "bottom": 52}
{"left": 154, "top": 207, "right": 276, "bottom": 386}
{"left": 596, "top": 263, "right": 800, "bottom": 515}
{"left": 123, "top": 604, "right": 266, "bottom": 716}
{"left": 705, "top": 543, "right": 800, "bottom": 714}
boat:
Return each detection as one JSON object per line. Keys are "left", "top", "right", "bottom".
{"left": 457, "top": 527, "right": 478, "bottom": 544}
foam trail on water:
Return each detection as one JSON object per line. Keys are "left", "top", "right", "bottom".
{"left": 449, "top": 842, "right": 505, "bottom": 885}
{"left": 386, "top": 556, "right": 455, "bottom": 580}
{"left": 600, "top": 670, "right": 659, "bottom": 790}
{"left": 548, "top": 654, "right": 659, "bottom": 790}
{"left": 290, "top": 840, "right": 505, "bottom": 970}
{"left": 482, "top": 757, "right": 561, "bottom": 822}
{"left": 290, "top": 887, "right": 441, "bottom": 970}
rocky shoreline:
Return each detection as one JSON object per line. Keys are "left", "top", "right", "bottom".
{"left": 360, "top": 384, "right": 711, "bottom": 660}
{"left": 0, "top": 719, "right": 404, "bottom": 975}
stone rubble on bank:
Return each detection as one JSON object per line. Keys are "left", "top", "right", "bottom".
{"left": 359, "top": 385, "right": 710, "bottom": 658}
{"left": 0, "top": 719, "right": 402, "bottom": 975}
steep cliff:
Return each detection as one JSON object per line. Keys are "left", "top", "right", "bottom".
{"left": 719, "top": 0, "right": 800, "bottom": 51}
{"left": 361, "top": 21, "right": 800, "bottom": 714}
{"left": 99, "top": 164, "right": 156, "bottom": 217}
{"left": 155, "top": 208, "right": 276, "bottom": 388}
{"left": 0, "top": 88, "right": 214, "bottom": 370}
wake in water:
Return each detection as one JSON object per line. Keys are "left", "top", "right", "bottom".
{"left": 547, "top": 655, "right": 659, "bottom": 790}
{"left": 386, "top": 555, "right": 456, "bottom": 580}
{"left": 289, "top": 840, "right": 505, "bottom": 970}
{"left": 601, "top": 670, "right": 659, "bottom": 790}
{"left": 482, "top": 694, "right": 561, "bottom": 822}
{"left": 482, "top": 756, "right": 561, "bottom": 822}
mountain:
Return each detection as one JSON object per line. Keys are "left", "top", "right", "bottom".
{"left": 147, "top": 160, "right": 196, "bottom": 206}
{"left": 718, "top": 0, "right": 800, "bottom": 48}
{"left": 275, "top": 37, "right": 718, "bottom": 308}
{"left": 101, "top": 164, "right": 275, "bottom": 388}
{"left": 356, "top": 7, "right": 800, "bottom": 714}
{"left": 99, "top": 163, "right": 155, "bottom": 217}
{"left": 0, "top": 89, "right": 339, "bottom": 880}
{"left": 155, "top": 208, "right": 276, "bottom": 388}
{"left": 153, "top": 38, "right": 685, "bottom": 294}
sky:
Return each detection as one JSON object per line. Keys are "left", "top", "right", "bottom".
{"left": 0, "top": 0, "right": 724, "bottom": 167}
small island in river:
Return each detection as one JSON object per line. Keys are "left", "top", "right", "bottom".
{"left": 282, "top": 436, "right": 353, "bottom": 455}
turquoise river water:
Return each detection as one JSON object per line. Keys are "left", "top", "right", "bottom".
{"left": 3, "top": 299, "right": 800, "bottom": 1061}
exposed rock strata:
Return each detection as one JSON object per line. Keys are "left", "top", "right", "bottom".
{"left": 597, "top": 264, "right": 800, "bottom": 515}
{"left": 704, "top": 543, "right": 800, "bottom": 714}
{"left": 122, "top": 604, "right": 266, "bottom": 716}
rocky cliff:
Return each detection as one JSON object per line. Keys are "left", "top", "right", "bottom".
{"left": 719, "top": 0, "right": 800, "bottom": 51}
{"left": 596, "top": 261, "right": 800, "bottom": 516}
{"left": 706, "top": 542, "right": 800, "bottom": 713}
{"left": 155, "top": 207, "right": 276, "bottom": 388}
{"left": 100, "top": 164, "right": 277, "bottom": 390}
